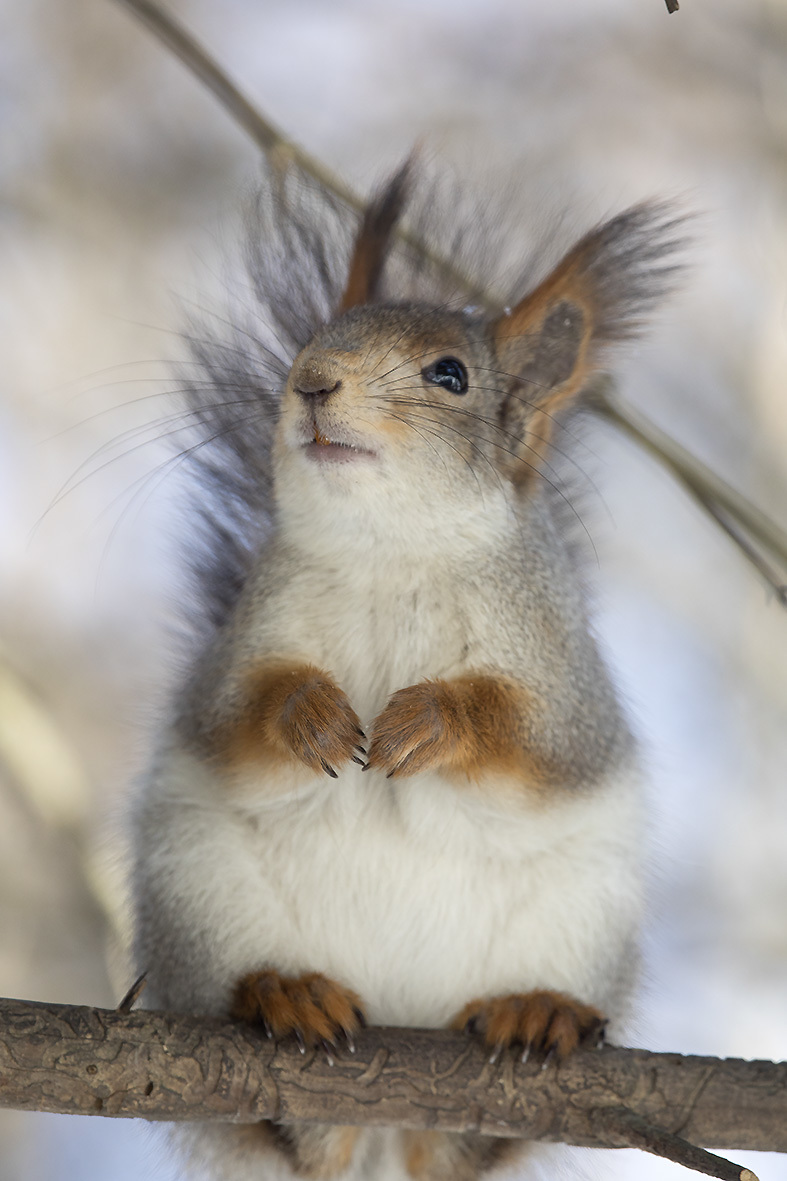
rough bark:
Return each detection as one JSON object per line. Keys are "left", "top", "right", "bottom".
{"left": 0, "top": 996, "right": 784, "bottom": 1159}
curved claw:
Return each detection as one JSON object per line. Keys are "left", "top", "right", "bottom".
{"left": 488, "top": 1042, "right": 504, "bottom": 1065}
{"left": 540, "top": 1047, "right": 557, "bottom": 1072}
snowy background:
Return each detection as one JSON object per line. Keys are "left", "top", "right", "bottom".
{"left": 1, "top": 0, "right": 786, "bottom": 1178}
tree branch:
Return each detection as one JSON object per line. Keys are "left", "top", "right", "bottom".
{"left": 0, "top": 997, "right": 783, "bottom": 1179}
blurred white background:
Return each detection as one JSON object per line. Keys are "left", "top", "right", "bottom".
{"left": 1, "top": 0, "right": 786, "bottom": 1178}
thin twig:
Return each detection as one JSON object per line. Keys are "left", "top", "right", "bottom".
{"left": 116, "top": 972, "right": 147, "bottom": 1014}
{"left": 110, "top": 0, "right": 486, "bottom": 300}
{"left": 595, "top": 1107, "right": 758, "bottom": 1181}
{"left": 592, "top": 382, "right": 787, "bottom": 599}
{"left": 592, "top": 383, "right": 787, "bottom": 560}
{"left": 111, "top": 0, "right": 361, "bottom": 210}
{"left": 700, "top": 500, "right": 787, "bottom": 606}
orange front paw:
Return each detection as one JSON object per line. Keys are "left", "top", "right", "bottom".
{"left": 219, "top": 664, "right": 365, "bottom": 777}
{"left": 231, "top": 969, "right": 366, "bottom": 1056}
{"left": 366, "top": 680, "right": 467, "bottom": 778}
{"left": 272, "top": 670, "right": 365, "bottom": 777}
{"left": 453, "top": 989, "right": 606, "bottom": 1063}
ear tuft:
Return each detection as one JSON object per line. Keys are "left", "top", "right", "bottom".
{"left": 496, "top": 201, "right": 688, "bottom": 396}
{"left": 338, "top": 155, "right": 416, "bottom": 313}
{"left": 566, "top": 200, "right": 688, "bottom": 347}
{"left": 494, "top": 201, "right": 688, "bottom": 482}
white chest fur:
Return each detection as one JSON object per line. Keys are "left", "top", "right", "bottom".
{"left": 284, "top": 556, "right": 469, "bottom": 719}
{"left": 144, "top": 750, "right": 642, "bottom": 1038}
{"left": 139, "top": 523, "right": 642, "bottom": 1036}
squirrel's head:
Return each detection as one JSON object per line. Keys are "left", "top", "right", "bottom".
{"left": 273, "top": 160, "right": 684, "bottom": 551}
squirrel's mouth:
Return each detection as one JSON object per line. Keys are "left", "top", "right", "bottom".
{"left": 302, "top": 425, "right": 378, "bottom": 462}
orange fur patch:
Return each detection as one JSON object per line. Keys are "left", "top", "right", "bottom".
{"left": 365, "top": 674, "right": 557, "bottom": 787}
{"left": 404, "top": 1131, "right": 434, "bottom": 1179}
{"left": 403, "top": 1130, "right": 525, "bottom": 1181}
{"left": 221, "top": 1122, "right": 361, "bottom": 1180}
{"left": 494, "top": 238, "right": 598, "bottom": 483}
{"left": 231, "top": 969, "right": 365, "bottom": 1048}
{"left": 339, "top": 156, "right": 414, "bottom": 312}
{"left": 299, "top": 1127, "right": 360, "bottom": 1178}
{"left": 319, "top": 1127, "right": 359, "bottom": 1176}
{"left": 213, "top": 662, "right": 364, "bottom": 777}
{"left": 495, "top": 238, "right": 595, "bottom": 390}
{"left": 453, "top": 989, "right": 605, "bottom": 1060}
{"left": 280, "top": 1125, "right": 360, "bottom": 1179}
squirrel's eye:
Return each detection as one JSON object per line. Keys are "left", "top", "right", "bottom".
{"left": 421, "top": 356, "right": 468, "bottom": 395}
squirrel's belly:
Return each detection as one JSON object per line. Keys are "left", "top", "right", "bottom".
{"left": 229, "top": 762, "right": 643, "bottom": 1028}
{"left": 138, "top": 749, "right": 642, "bottom": 1028}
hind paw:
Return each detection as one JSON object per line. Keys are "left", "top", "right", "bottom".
{"left": 231, "top": 969, "right": 365, "bottom": 1057}
{"left": 454, "top": 989, "right": 606, "bottom": 1063}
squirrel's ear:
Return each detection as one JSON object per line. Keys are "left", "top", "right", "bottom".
{"left": 494, "top": 202, "right": 686, "bottom": 480}
{"left": 338, "top": 156, "right": 415, "bottom": 313}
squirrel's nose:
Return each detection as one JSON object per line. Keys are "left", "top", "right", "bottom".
{"left": 292, "top": 358, "right": 342, "bottom": 401}
{"left": 295, "top": 380, "right": 341, "bottom": 401}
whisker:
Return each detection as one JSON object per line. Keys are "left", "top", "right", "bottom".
{"left": 380, "top": 388, "right": 559, "bottom": 483}
{"left": 386, "top": 412, "right": 483, "bottom": 496}
{"left": 368, "top": 323, "right": 414, "bottom": 380}
{"left": 92, "top": 408, "right": 269, "bottom": 560}
{"left": 378, "top": 395, "right": 597, "bottom": 559}
{"left": 48, "top": 386, "right": 260, "bottom": 441}
{"left": 39, "top": 396, "right": 270, "bottom": 528}
{"left": 384, "top": 412, "right": 453, "bottom": 477}
{"left": 390, "top": 409, "right": 508, "bottom": 496}
{"left": 371, "top": 326, "right": 495, "bottom": 385}
{"left": 179, "top": 297, "right": 294, "bottom": 374}
{"left": 409, "top": 409, "right": 598, "bottom": 560}
{"left": 385, "top": 390, "right": 599, "bottom": 495}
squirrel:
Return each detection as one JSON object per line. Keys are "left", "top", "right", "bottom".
{"left": 131, "top": 158, "right": 683, "bottom": 1181}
